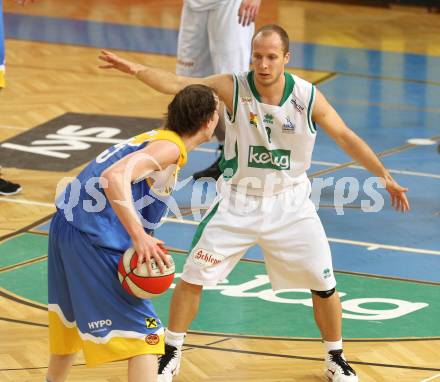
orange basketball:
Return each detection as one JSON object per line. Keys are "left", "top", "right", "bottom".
{"left": 118, "top": 246, "right": 175, "bottom": 298}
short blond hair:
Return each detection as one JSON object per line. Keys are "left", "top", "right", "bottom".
{"left": 252, "top": 24, "right": 290, "bottom": 55}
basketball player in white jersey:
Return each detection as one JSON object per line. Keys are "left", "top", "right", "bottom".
{"left": 99, "top": 24, "right": 410, "bottom": 382}
{"left": 178, "top": 0, "right": 261, "bottom": 180}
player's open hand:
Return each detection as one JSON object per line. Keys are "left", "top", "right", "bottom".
{"left": 238, "top": 0, "right": 261, "bottom": 26}
{"left": 99, "top": 50, "right": 143, "bottom": 75}
{"left": 132, "top": 233, "right": 171, "bottom": 275}
{"left": 384, "top": 175, "right": 410, "bottom": 212}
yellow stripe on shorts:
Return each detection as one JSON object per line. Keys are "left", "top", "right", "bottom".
{"left": 82, "top": 333, "right": 165, "bottom": 367}
{"left": 48, "top": 310, "right": 82, "bottom": 355}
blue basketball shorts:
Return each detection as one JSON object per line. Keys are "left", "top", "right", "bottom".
{"left": 47, "top": 212, "right": 164, "bottom": 366}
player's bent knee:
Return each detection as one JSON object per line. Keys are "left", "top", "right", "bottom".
{"left": 311, "top": 288, "right": 336, "bottom": 299}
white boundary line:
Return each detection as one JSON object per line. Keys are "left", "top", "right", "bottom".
{"left": 194, "top": 147, "right": 221, "bottom": 154}
{"left": 0, "top": 197, "right": 54, "bottom": 208}
{"left": 0, "top": 124, "right": 28, "bottom": 131}
{"left": 420, "top": 373, "right": 440, "bottom": 382}
{"left": 313, "top": 161, "right": 440, "bottom": 180}
{"left": 161, "top": 217, "right": 199, "bottom": 226}
{"left": 326, "top": 237, "right": 440, "bottom": 256}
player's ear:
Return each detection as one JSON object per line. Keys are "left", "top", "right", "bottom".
{"left": 201, "top": 120, "right": 210, "bottom": 134}
{"left": 284, "top": 51, "right": 290, "bottom": 64}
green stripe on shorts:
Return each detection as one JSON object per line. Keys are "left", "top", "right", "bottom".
{"left": 190, "top": 201, "right": 220, "bottom": 252}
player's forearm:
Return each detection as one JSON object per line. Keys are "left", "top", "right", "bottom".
{"left": 134, "top": 65, "right": 194, "bottom": 95}
{"left": 336, "top": 129, "right": 390, "bottom": 180}
{"left": 99, "top": 50, "right": 196, "bottom": 95}
{"left": 102, "top": 173, "right": 145, "bottom": 239}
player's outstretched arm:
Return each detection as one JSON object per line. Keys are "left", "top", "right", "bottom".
{"left": 98, "top": 50, "right": 235, "bottom": 109}
{"left": 99, "top": 50, "right": 185, "bottom": 95}
{"left": 312, "top": 89, "right": 410, "bottom": 212}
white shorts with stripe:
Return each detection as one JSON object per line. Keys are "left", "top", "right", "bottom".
{"left": 182, "top": 179, "right": 337, "bottom": 291}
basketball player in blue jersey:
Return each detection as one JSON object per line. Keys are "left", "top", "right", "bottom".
{"left": 45, "top": 85, "right": 219, "bottom": 382}
{"left": 99, "top": 24, "right": 410, "bottom": 382}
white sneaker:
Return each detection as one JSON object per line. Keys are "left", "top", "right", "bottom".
{"left": 325, "top": 350, "right": 358, "bottom": 381}
{"left": 158, "top": 344, "right": 182, "bottom": 382}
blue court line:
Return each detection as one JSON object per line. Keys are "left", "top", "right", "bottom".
{"left": 4, "top": 13, "right": 178, "bottom": 56}
{"left": 4, "top": 12, "right": 440, "bottom": 82}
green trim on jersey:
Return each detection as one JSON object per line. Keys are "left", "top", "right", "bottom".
{"left": 219, "top": 142, "right": 239, "bottom": 179}
{"left": 190, "top": 201, "right": 221, "bottom": 252}
{"left": 307, "top": 84, "right": 317, "bottom": 133}
{"left": 279, "top": 72, "right": 295, "bottom": 106}
{"left": 246, "top": 71, "right": 295, "bottom": 106}
{"left": 247, "top": 71, "right": 260, "bottom": 101}
{"left": 226, "top": 75, "right": 239, "bottom": 122}
{"left": 231, "top": 74, "right": 239, "bottom": 123}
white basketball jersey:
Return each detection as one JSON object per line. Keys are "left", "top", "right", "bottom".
{"left": 219, "top": 71, "right": 317, "bottom": 195}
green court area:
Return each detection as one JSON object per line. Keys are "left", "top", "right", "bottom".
{"left": 0, "top": 233, "right": 48, "bottom": 268}
{"left": 1, "top": 234, "right": 438, "bottom": 339}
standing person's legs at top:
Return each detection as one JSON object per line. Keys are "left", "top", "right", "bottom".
{"left": 177, "top": 0, "right": 256, "bottom": 180}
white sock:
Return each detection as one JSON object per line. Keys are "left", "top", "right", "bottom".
{"left": 324, "top": 339, "right": 343, "bottom": 354}
{"left": 165, "top": 328, "right": 186, "bottom": 349}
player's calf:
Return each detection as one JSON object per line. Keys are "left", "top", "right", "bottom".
{"left": 311, "top": 289, "right": 358, "bottom": 381}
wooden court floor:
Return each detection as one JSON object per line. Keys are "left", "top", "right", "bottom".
{"left": 1, "top": 0, "right": 440, "bottom": 381}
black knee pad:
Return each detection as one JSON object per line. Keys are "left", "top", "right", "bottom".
{"left": 311, "top": 288, "right": 336, "bottom": 298}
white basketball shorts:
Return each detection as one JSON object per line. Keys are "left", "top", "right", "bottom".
{"left": 181, "top": 179, "right": 337, "bottom": 291}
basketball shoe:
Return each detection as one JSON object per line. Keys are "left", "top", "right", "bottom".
{"left": 0, "top": 178, "right": 22, "bottom": 196}
{"left": 158, "top": 343, "right": 182, "bottom": 382}
{"left": 325, "top": 349, "right": 358, "bottom": 381}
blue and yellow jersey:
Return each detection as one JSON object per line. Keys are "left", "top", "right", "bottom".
{"left": 55, "top": 129, "right": 187, "bottom": 251}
